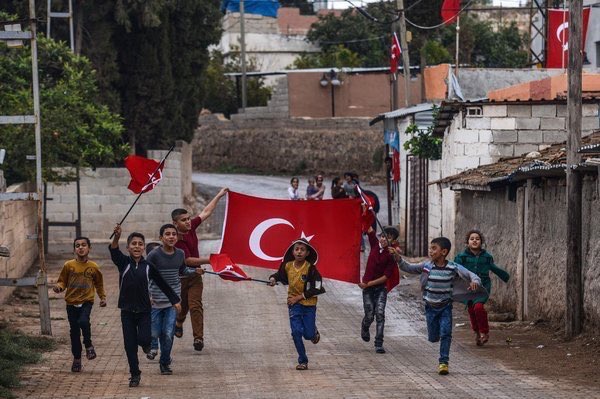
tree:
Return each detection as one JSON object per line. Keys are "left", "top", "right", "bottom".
{"left": 0, "top": 36, "right": 128, "bottom": 185}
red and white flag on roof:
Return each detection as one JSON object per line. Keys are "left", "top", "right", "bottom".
{"left": 390, "top": 32, "right": 402, "bottom": 74}
{"left": 441, "top": 0, "right": 461, "bottom": 24}
{"left": 547, "top": 8, "right": 591, "bottom": 68}
{"left": 209, "top": 254, "right": 250, "bottom": 281}
{"left": 124, "top": 155, "right": 164, "bottom": 194}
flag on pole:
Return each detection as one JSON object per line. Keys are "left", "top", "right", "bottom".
{"left": 219, "top": 192, "right": 362, "bottom": 284}
{"left": 390, "top": 32, "right": 401, "bottom": 74}
{"left": 547, "top": 8, "right": 591, "bottom": 68}
{"left": 209, "top": 253, "right": 250, "bottom": 281}
{"left": 124, "top": 155, "right": 164, "bottom": 194}
{"left": 441, "top": 0, "right": 461, "bottom": 24}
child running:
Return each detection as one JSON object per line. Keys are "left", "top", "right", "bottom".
{"left": 396, "top": 237, "right": 482, "bottom": 375}
{"left": 454, "top": 230, "right": 510, "bottom": 346}
{"left": 359, "top": 226, "right": 400, "bottom": 354}
{"left": 109, "top": 224, "right": 181, "bottom": 387}
{"left": 54, "top": 237, "right": 106, "bottom": 373}
{"left": 268, "top": 238, "right": 325, "bottom": 370}
{"left": 146, "top": 224, "right": 203, "bottom": 375}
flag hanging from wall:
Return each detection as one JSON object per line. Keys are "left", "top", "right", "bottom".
{"left": 124, "top": 155, "right": 164, "bottom": 194}
{"left": 547, "top": 8, "right": 591, "bottom": 68}
{"left": 219, "top": 191, "right": 362, "bottom": 284}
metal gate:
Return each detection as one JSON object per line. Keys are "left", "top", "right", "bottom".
{"left": 407, "top": 156, "right": 428, "bottom": 256}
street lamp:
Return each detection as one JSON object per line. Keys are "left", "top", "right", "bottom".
{"left": 319, "top": 69, "right": 341, "bottom": 117}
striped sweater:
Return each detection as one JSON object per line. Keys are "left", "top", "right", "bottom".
{"left": 147, "top": 246, "right": 194, "bottom": 308}
{"left": 399, "top": 259, "right": 482, "bottom": 305}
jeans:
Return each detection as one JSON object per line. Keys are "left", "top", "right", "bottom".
{"left": 467, "top": 302, "right": 489, "bottom": 334}
{"left": 177, "top": 274, "right": 204, "bottom": 340}
{"left": 66, "top": 302, "right": 93, "bottom": 358}
{"left": 361, "top": 285, "right": 387, "bottom": 347}
{"left": 288, "top": 303, "right": 317, "bottom": 365}
{"left": 425, "top": 302, "right": 453, "bottom": 364}
{"left": 151, "top": 307, "right": 177, "bottom": 365}
{"left": 121, "top": 310, "right": 151, "bottom": 376}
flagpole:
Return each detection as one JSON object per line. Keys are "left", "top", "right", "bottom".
{"left": 203, "top": 270, "right": 273, "bottom": 284}
{"left": 355, "top": 183, "right": 392, "bottom": 247}
{"left": 109, "top": 145, "right": 175, "bottom": 239}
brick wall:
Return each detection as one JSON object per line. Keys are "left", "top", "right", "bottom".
{"left": 0, "top": 184, "right": 38, "bottom": 303}
{"left": 192, "top": 114, "right": 385, "bottom": 178}
{"left": 45, "top": 143, "right": 192, "bottom": 244}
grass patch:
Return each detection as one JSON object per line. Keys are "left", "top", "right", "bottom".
{"left": 0, "top": 323, "right": 56, "bottom": 399}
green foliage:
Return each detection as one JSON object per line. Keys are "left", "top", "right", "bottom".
{"left": 421, "top": 40, "right": 452, "bottom": 65}
{"left": 0, "top": 324, "right": 56, "bottom": 399}
{"left": 0, "top": 37, "right": 128, "bottom": 185}
{"left": 200, "top": 49, "right": 272, "bottom": 117}
{"left": 291, "top": 45, "right": 363, "bottom": 69}
{"left": 403, "top": 123, "right": 442, "bottom": 160}
{"left": 440, "top": 16, "right": 528, "bottom": 68}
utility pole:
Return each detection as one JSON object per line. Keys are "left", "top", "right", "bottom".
{"left": 455, "top": 16, "right": 460, "bottom": 77}
{"left": 397, "top": 0, "right": 411, "bottom": 107}
{"left": 240, "top": 0, "right": 248, "bottom": 112}
{"left": 565, "top": 0, "right": 583, "bottom": 339}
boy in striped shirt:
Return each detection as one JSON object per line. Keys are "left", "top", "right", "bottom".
{"left": 394, "top": 237, "right": 482, "bottom": 375}
{"left": 146, "top": 224, "right": 202, "bottom": 375}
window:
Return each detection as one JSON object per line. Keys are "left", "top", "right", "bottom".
{"left": 466, "top": 106, "right": 483, "bottom": 117}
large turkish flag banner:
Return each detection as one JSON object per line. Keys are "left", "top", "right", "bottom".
{"left": 218, "top": 192, "right": 362, "bottom": 283}
{"left": 547, "top": 8, "right": 591, "bottom": 68}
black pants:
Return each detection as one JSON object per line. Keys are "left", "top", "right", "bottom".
{"left": 361, "top": 285, "right": 388, "bottom": 347}
{"left": 66, "top": 302, "right": 93, "bottom": 359}
{"left": 120, "top": 310, "right": 151, "bottom": 376}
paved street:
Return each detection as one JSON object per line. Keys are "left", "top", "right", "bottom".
{"left": 13, "top": 173, "right": 597, "bottom": 398}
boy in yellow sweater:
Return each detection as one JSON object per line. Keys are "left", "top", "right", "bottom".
{"left": 54, "top": 237, "right": 107, "bottom": 372}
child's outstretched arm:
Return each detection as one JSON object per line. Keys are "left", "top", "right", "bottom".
{"left": 198, "top": 187, "right": 228, "bottom": 221}
{"left": 456, "top": 264, "right": 482, "bottom": 291}
{"left": 108, "top": 224, "right": 129, "bottom": 271}
{"left": 397, "top": 257, "right": 427, "bottom": 274}
{"left": 53, "top": 264, "right": 69, "bottom": 293}
{"left": 490, "top": 263, "right": 510, "bottom": 283}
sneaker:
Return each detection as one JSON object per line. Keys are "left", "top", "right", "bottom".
{"left": 159, "top": 363, "right": 173, "bottom": 375}
{"left": 193, "top": 338, "right": 204, "bottom": 351}
{"left": 438, "top": 363, "right": 449, "bottom": 375}
{"left": 71, "top": 358, "right": 82, "bottom": 372}
{"left": 480, "top": 333, "right": 489, "bottom": 345}
{"left": 375, "top": 346, "right": 386, "bottom": 354}
{"left": 295, "top": 363, "right": 308, "bottom": 370}
{"left": 475, "top": 332, "right": 483, "bottom": 346}
{"left": 142, "top": 345, "right": 152, "bottom": 355}
{"left": 361, "top": 327, "right": 370, "bottom": 342}
{"left": 311, "top": 329, "right": 320, "bottom": 344}
{"left": 129, "top": 374, "right": 141, "bottom": 387}
{"left": 85, "top": 346, "right": 97, "bottom": 360}
{"left": 146, "top": 349, "right": 158, "bottom": 360}
{"left": 174, "top": 324, "right": 183, "bottom": 338}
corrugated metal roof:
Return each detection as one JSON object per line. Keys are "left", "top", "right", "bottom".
{"left": 369, "top": 103, "right": 435, "bottom": 126}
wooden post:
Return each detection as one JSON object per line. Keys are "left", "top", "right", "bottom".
{"left": 565, "top": 0, "right": 583, "bottom": 339}
{"left": 397, "top": 0, "right": 411, "bottom": 107}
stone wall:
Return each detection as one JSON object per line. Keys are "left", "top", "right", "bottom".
{"left": 192, "top": 114, "right": 385, "bottom": 179}
{"left": 0, "top": 184, "right": 39, "bottom": 303}
{"left": 454, "top": 176, "right": 600, "bottom": 329}
{"left": 45, "top": 142, "right": 192, "bottom": 244}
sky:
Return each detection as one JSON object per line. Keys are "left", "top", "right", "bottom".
{"left": 326, "top": 0, "right": 526, "bottom": 10}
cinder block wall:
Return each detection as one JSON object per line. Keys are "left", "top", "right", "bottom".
{"left": 0, "top": 184, "right": 38, "bottom": 303}
{"left": 45, "top": 143, "right": 192, "bottom": 245}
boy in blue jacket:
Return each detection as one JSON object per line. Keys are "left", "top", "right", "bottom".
{"left": 109, "top": 224, "right": 181, "bottom": 387}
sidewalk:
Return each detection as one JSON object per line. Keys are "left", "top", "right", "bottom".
{"left": 12, "top": 240, "right": 598, "bottom": 399}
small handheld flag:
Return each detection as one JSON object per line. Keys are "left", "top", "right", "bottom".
{"left": 207, "top": 253, "right": 272, "bottom": 284}
{"left": 124, "top": 155, "right": 164, "bottom": 194}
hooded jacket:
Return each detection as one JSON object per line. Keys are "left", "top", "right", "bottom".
{"left": 269, "top": 238, "right": 326, "bottom": 299}
{"left": 454, "top": 248, "right": 510, "bottom": 304}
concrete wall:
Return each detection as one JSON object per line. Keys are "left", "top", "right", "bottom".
{"left": 430, "top": 102, "right": 600, "bottom": 256}
{"left": 458, "top": 69, "right": 563, "bottom": 100}
{"left": 0, "top": 184, "right": 39, "bottom": 303}
{"left": 192, "top": 114, "right": 385, "bottom": 179}
{"left": 287, "top": 71, "right": 422, "bottom": 118}
{"left": 45, "top": 143, "right": 192, "bottom": 244}
{"left": 453, "top": 176, "right": 600, "bottom": 330}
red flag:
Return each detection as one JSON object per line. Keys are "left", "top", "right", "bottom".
{"left": 547, "top": 8, "right": 591, "bottom": 68}
{"left": 392, "top": 149, "right": 400, "bottom": 182}
{"left": 124, "top": 155, "right": 164, "bottom": 194}
{"left": 360, "top": 194, "right": 376, "bottom": 233}
{"left": 209, "top": 253, "right": 250, "bottom": 281}
{"left": 219, "top": 192, "right": 362, "bottom": 284}
{"left": 441, "top": 0, "right": 460, "bottom": 24}
{"left": 390, "top": 32, "right": 401, "bottom": 74}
